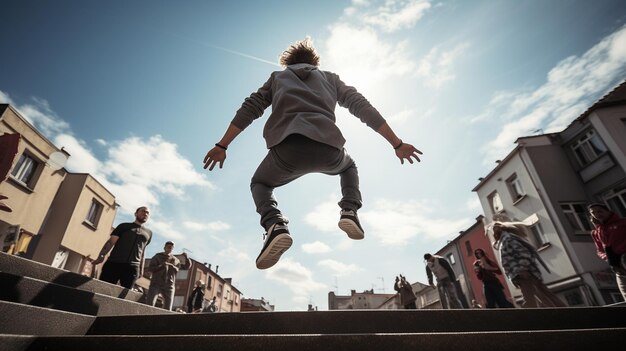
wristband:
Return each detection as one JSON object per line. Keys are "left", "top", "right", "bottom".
{"left": 215, "top": 143, "right": 227, "bottom": 150}
{"left": 393, "top": 140, "right": 403, "bottom": 150}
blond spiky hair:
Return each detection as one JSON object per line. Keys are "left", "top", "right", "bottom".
{"left": 279, "top": 37, "right": 320, "bottom": 68}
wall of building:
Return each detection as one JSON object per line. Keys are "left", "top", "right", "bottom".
{"left": 456, "top": 218, "right": 515, "bottom": 307}
{"left": 0, "top": 106, "right": 67, "bottom": 238}
{"left": 591, "top": 106, "right": 626, "bottom": 171}
{"left": 60, "top": 175, "right": 117, "bottom": 258}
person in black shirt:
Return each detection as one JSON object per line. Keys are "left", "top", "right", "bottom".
{"left": 92, "top": 206, "right": 152, "bottom": 289}
{"left": 187, "top": 280, "right": 205, "bottom": 313}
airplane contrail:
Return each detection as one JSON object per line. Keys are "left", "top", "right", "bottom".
{"left": 155, "top": 28, "right": 281, "bottom": 67}
{"left": 205, "top": 43, "right": 281, "bottom": 67}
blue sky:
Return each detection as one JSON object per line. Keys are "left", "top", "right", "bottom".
{"left": 2, "top": 0, "right": 626, "bottom": 310}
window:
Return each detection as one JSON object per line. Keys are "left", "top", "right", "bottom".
{"left": 488, "top": 192, "right": 504, "bottom": 214}
{"left": 563, "top": 289, "right": 583, "bottom": 306}
{"left": 11, "top": 153, "right": 39, "bottom": 186}
{"left": 447, "top": 253, "right": 456, "bottom": 265}
{"left": 571, "top": 130, "right": 607, "bottom": 167}
{"left": 560, "top": 203, "right": 593, "bottom": 233}
{"left": 604, "top": 189, "right": 626, "bottom": 218}
{"left": 176, "top": 269, "right": 188, "bottom": 280}
{"left": 207, "top": 275, "right": 213, "bottom": 289}
{"left": 464, "top": 241, "right": 472, "bottom": 256}
{"left": 529, "top": 222, "right": 549, "bottom": 247}
{"left": 85, "top": 199, "right": 103, "bottom": 227}
{"left": 506, "top": 174, "right": 525, "bottom": 201}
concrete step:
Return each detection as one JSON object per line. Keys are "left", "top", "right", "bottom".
{"left": 0, "top": 301, "right": 94, "bottom": 336}
{"left": 88, "top": 306, "right": 626, "bottom": 335}
{"left": 2, "top": 328, "right": 625, "bottom": 351}
{"left": 0, "top": 252, "right": 142, "bottom": 302}
{"left": 0, "top": 272, "right": 173, "bottom": 316}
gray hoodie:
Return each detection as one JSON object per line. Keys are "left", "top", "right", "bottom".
{"left": 231, "top": 63, "right": 386, "bottom": 149}
{"left": 147, "top": 252, "right": 189, "bottom": 288}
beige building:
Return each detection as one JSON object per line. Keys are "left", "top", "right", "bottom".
{"left": 241, "top": 297, "right": 275, "bottom": 312}
{"left": 170, "top": 260, "right": 242, "bottom": 312}
{"left": 0, "top": 104, "right": 118, "bottom": 275}
{"left": 328, "top": 289, "right": 396, "bottom": 310}
{"left": 472, "top": 80, "right": 626, "bottom": 306}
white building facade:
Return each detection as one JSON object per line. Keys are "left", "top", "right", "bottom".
{"left": 473, "top": 81, "right": 626, "bottom": 306}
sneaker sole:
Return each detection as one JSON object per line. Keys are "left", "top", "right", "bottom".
{"left": 338, "top": 219, "right": 364, "bottom": 240}
{"left": 256, "top": 233, "right": 293, "bottom": 270}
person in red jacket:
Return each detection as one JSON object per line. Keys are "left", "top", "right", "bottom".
{"left": 473, "top": 248, "right": 514, "bottom": 308}
{"left": 588, "top": 203, "right": 626, "bottom": 300}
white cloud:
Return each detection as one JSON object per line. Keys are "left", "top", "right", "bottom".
{"left": 325, "top": 1, "right": 461, "bottom": 93}
{"left": 1, "top": 91, "right": 214, "bottom": 213}
{"left": 361, "top": 0, "right": 432, "bottom": 33}
{"left": 149, "top": 219, "right": 186, "bottom": 241}
{"left": 417, "top": 43, "right": 470, "bottom": 89}
{"left": 304, "top": 197, "right": 342, "bottom": 233}
{"left": 183, "top": 220, "right": 231, "bottom": 232}
{"left": 306, "top": 197, "right": 473, "bottom": 246}
{"left": 0, "top": 90, "right": 15, "bottom": 105}
{"left": 216, "top": 245, "right": 251, "bottom": 262}
{"left": 478, "top": 25, "right": 626, "bottom": 164}
{"left": 323, "top": 24, "right": 416, "bottom": 92}
{"left": 100, "top": 135, "right": 213, "bottom": 209}
{"left": 54, "top": 134, "right": 103, "bottom": 175}
{"left": 15, "top": 99, "right": 70, "bottom": 136}
{"left": 318, "top": 259, "right": 361, "bottom": 276}
{"left": 302, "top": 241, "right": 332, "bottom": 254}
{"left": 265, "top": 257, "right": 327, "bottom": 304}
{"left": 344, "top": 0, "right": 432, "bottom": 33}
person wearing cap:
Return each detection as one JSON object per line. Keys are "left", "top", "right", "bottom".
{"left": 145, "top": 241, "right": 190, "bottom": 311}
{"left": 588, "top": 203, "right": 626, "bottom": 299}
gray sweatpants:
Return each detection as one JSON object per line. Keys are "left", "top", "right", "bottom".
{"left": 251, "top": 134, "right": 362, "bottom": 230}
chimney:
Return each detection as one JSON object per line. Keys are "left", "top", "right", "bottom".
{"left": 208, "top": 264, "right": 212, "bottom": 271}
{"left": 215, "top": 265, "right": 219, "bottom": 274}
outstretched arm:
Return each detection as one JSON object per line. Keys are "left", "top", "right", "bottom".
{"left": 376, "top": 122, "right": 422, "bottom": 164}
{"left": 203, "top": 123, "right": 243, "bottom": 171}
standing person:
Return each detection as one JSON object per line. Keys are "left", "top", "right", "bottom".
{"left": 202, "top": 38, "right": 422, "bottom": 270}
{"left": 203, "top": 296, "right": 217, "bottom": 313}
{"left": 588, "top": 203, "right": 626, "bottom": 300}
{"left": 92, "top": 207, "right": 152, "bottom": 289}
{"left": 187, "top": 280, "right": 205, "bottom": 313}
{"left": 393, "top": 275, "right": 417, "bottom": 309}
{"left": 424, "top": 253, "right": 465, "bottom": 309}
{"left": 492, "top": 221, "right": 565, "bottom": 308}
{"left": 473, "top": 248, "right": 514, "bottom": 308}
{"left": 145, "top": 241, "right": 190, "bottom": 311}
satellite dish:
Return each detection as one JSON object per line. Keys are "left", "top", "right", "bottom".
{"left": 47, "top": 151, "right": 68, "bottom": 171}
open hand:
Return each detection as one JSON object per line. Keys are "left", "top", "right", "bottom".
{"left": 395, "top": 143, "right": 422, "bottom": 165}
{"left": 203, "top": 147, "right": 226, "bottom": 170}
